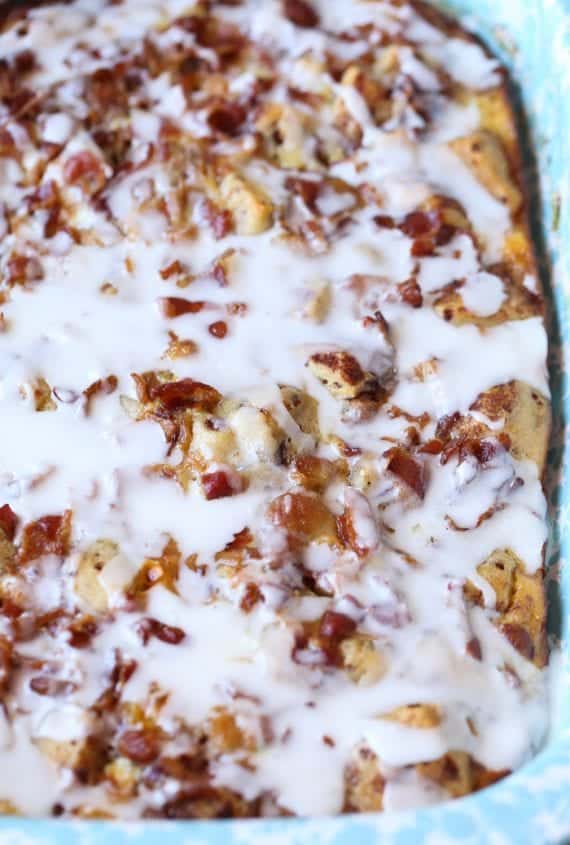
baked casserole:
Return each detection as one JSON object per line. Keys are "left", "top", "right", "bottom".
{"left": 0, "top": 0, "right": 551, "bottom": 818}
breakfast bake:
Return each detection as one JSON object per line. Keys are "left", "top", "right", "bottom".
{"left": 0, "top": 0, "right": 551, "bottom": 819}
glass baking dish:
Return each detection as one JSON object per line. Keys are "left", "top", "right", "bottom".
{"left": 0, "top": 0, "right": 568, "bottom": 841}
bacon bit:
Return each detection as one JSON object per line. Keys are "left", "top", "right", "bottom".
{"left": 95, "top": 652, "right": 138, "bottom": 714}
{"left": 86, "top": 66, "right": 129, "bottom": 114}
{"left": 399, "top": 210, "right": 456, "bottom": 257}
{"left": 323, "top": 735, "right": 335, "bottom": 747}
{"left": 440, "top": 436, "right": 509, "bottom": 467}
{"left": 177, "top": 14, "right": 246, "bottom": 57}
{"left": 159, "top": 260, "right": 189, "bottom": 280}
{"left": 226, "top": 301, "right": 248, "bottom": 316}
{"left": 18, "top": 510, "right": 72, "bottom": 563}
{"left": 240, "top": 582, "right": 263, "bottom": 613}
{"left": 29, "top": 676, "right": 75, "bottom": 697}
{"left": 337, "top": 515, "right": 366, "bottom": 558}
{"left": 12, "top": 49, "right": 37, "bottom": 76}
{"left": 500, "top": 623, "right": 534, "bottom": 662}
{"left": 435, "top": 412, "right": 462, "bottom": 440}
{"left": 111, "top": 652, "right": 138, "bottom": 688}
{"left": 0, "top": 127, "right": 17, "bottom": 159}
{"left": 466, "top": 636, "right": 482, "bottom": 661}
{"left": 295, "top": 609, "right": 357, "bottom": 667}
{"left": 384, "top": 446, "right": 426, "bottom": 499}
{"left": 202, "top": 198, "right": 233, "bottom": 240}
{"left": 25, "top": 180, "right": 60, "bottom": 212}
{"left": 67, "top": 616, "right": 98, "bottom": 649}
{"left": 212, "top": 262, "right": 228, "bottom": 287}
{"left": 0, "top": 504, "right": 18, "bottom": 541}
{"left": 398, "top": 278, "right": 423, "bottom": 308}
{"left": 63, "top": 151, "right": 106, "bottom": 195}
{"left": 419, "top": 438, "right": 443, "bottom": 455}
{"left": 0, "top": 637, "right": 13, "bottom": 692}
{"left": 158, "top": 296, "right": 207, "bottom": 318}
{"left": 208, "top": 320, "right": 228, "bottom": 339}
{"left": 320, "top": 609, "right": 356, "bottom": 641}
{"left": 362, "top": 310, "right": 391, "bottom": 340}
{"left": 207, "top": 102, "right": 246, "bottom": 136}
{"left": 282, "top": 0, "right": 320, "bottom": 27}
{"left": 202, "top": 469, "right": 244, "bottom": 500}
{"left": 83, "top": 374, "right": 118, "bottom": 414}
{"left": 4, "top": 253, "right": 43, "bottom": 286}
{"left": 210, "top": 248, "right": 239, "bottom": 287}
{"left": 333, "top": 437, "right": 362, "bottom": 458}
{"left": 100, "top": 282, "right": 118, "bottom": 296}
{"left": 0, "top": 599, "right": 23, "bottom": 619}
{"left": 285, "top": 176, "right": 320, "bottom": 213}
{"left": 399, "top": 211, "right": 433, "bottom": 238}
{"left": 215, "top": 527, "right": 259, "bottom": 560}
{"left": 149, "top": 378, "right": 221, "bottom": 412}
{"left": 118, "top": 729, "right": 160, "bottom": 764}
{"left": 137, "top": 617, "right": 186, "bottom": 646}
{"left": 373, "top": 214, "right": 396, "bottom": 229}
{"left": 128, "top": 539, "right": 181, "bottom": 598}
{"left": 405, "top": 426, "right": 421, "bottom": 448}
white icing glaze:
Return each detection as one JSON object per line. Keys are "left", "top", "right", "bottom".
{"left": 461, "top": 272, "right": 506, "bottom": 316}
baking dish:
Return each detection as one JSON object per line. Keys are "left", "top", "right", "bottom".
{"left": 0, "top": 0, "right": 568, "bottom": 841}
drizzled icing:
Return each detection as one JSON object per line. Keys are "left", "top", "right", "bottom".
{"left": 0, "top": 0, "right": 549, "bottom": 820}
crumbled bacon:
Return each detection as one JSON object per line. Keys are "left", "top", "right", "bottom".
{"left": 240, "top": 582, "right": 263, "bottom": 613}
{"left": 67, "top": 616, "right": 98, "bottom": 649}
{"left": 29, "top": 676, "right": 75, "bottom": 697}
{"left": 207, "top": 102, "right": 246, "bottom": 136}
{"left": 63, "top": 151, "right": 107, "bottom": 195}
{"left": 282, "top": 0, "right": 320, "bottom": 28}
{"left": 500, "top": 623, "right": 535, "bottom": 661}
{"left": 159, "top": 260, "right": 190, "bottom": 281}
{"left": 83, "top": 374, "right": 118, "bottom": 414}
{"left": 293, "top": 610, "right": 357, "bottom": 668}
{"left": 440, "top": 435, "right": 511, "bottom": 467}
{"left": 148, "top": 378, "right": 221, "bottom": 412}
{"left": 285, "top": 176, "right": 320, "bottom": 213}
{"left": 384, "top": 447, "right": 426, "bottom": 499}
{"left": 0, "top": 504, "right": 18, "bottom": 541}
{"left": 0, "top": 637, "right": 13, "bottom": 692}
{"left": 202, "top": 469, "right": 244, "bottom": 500}
{"left": 18, "top": 511, "right": 72, "bottom": 563}
{"left": 0, "top": 127, "right": 17, "bottom": 159}
{"left": 137, "top": 617, "right": 186, "bottom": 645}
{"left": 466, "top": 636, "right": 483, "bottom": 661}
{"left": 373, "top": 214, "right": 396, "bottom": 229}
{"left": 158, "top": 297, "right": 207, "bottom": 318}
{"left": 85, "top": 66, "right": 129, "bottom": 116}
{"left": 118, "top": 729, "right": 160, "bottom": 764}
{"left": 398, "top": 278, "right": 423, "bottom": 308}
{"left": 4, "top": 253, "right": 43, "bottom": 286}
{"left": 202, "top": 198, "right": 234, "bottom": 240}
{"left": 320, "top": 609, "right": 357, "bottom": 642}
{"left": 208, "top": 320, "right": 228, "bottom": 339}
{"left": 337, "top": 490, "right": 379, "bottom": 558}
{"left": 399, "top": 209, "right": 457, "bottom": 257}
